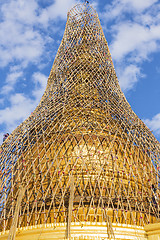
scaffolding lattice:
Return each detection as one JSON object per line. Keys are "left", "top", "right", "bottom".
{"left": 0, "top": 3, "right": 159, "bottom": 237}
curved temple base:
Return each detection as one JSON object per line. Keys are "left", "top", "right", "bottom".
{"left": 0, "top": 222, "right": 147, "bottom": 240}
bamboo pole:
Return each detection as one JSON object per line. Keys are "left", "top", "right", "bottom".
{"left": 67, "top": 176, "right": 74, "bottom": 240}
{"left": 8, "top": 186, "right": 26, "bottom": 240}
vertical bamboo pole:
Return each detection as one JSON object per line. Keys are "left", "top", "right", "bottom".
{"left": 67, "top": 176, "right": 74, "bottom": 240}
{"left": 8, "top": 186, "right": 26, "bottom": 240}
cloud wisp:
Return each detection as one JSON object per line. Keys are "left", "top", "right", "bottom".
{"left": 0, "top": 72, "right": 48, "bottom": 144}
{"left": 101, "top": 0, "right": 160, "bottom": 92}
{"left": 0, "top": 0, "right": 44, "bottom": 68}
{"left": 144, "top": 113, "right": 160, "bottom": 136}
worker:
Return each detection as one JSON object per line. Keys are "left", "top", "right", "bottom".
{"left": 152, "top": 184, "right": 158, "bottom": 207}
{"left": 3, "top": 133, "right": 9, "bottom": 142}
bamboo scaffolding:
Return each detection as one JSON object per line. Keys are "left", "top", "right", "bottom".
{"left": 0, "top": 2, "right": 159, "bottom": 239}
{"left": 67, "top": 176, "right": 74, "bottom": 240}
{"left": 7, "top": 186, "right": 26, "bottom": 240}
{"left": 106, "top": 215, "right": 115, "bottom": 239}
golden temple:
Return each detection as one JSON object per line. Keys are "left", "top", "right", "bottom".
{"left": 0, "top": 3, "right": 159, "bottom": 240}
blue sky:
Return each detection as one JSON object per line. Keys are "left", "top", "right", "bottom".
{"left": 0, "top": 0, "right": 160, "bottom": 144}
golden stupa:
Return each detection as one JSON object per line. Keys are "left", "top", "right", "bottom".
{"left": 0, "top": 3, "right": 159, "bottom": 240}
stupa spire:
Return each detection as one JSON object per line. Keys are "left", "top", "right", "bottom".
{"left": 0, "top": 3, "right": 159, "bottom": 240}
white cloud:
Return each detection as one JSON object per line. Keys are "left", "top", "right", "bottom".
{"left": 0, "top": 0, "right": 45, "bottom": 67}
{"left": 144, "top": 113, "right": 160, "bottom": 135}
{"left": 110, "top": 23, "right": 148, "bottom": 61}
{"left": 1, "top": 70, "right": 23, "bottom": 94}
{"left": 110, "top": 22, "right": 160, "bottom": 62}
{"left": 108, "top": 20, "right": 160, "bottom": 92}
{"left": 32, "top": 72, "right": 48, "bottom": 99}
{"left": 101, "top": 0, "right": 160, "bottom": 92}
{"left": 0, "top": 0, "right": 82, "bottom": 68}
{"left": 0, "top": 93, "right": 34, "bottom": 130}
{"left": 117, "top": 64, "right": 142, "bottom": 91}
{"left": 1, "top": 0, "right": 38, "bottom": 25}
{"left": 103, "top": 0, "right": 158, "bottom": 21}
{"left": 121, "top": 0, "right": 158, "bottom": 11}
{"left": 38, "top": 0, "right": 79, "bottom": 26}
{"left": 0, "top": 71, "right": 48, "bottom": 144}
{"left": 0, "top": 20, "right": 45, "bottom": 67}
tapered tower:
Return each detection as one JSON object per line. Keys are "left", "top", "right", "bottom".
{"left": 0, "top": 3, "right": 159, "bottom": 240}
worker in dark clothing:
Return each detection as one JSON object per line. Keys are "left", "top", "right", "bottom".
{"left": 152, "top": 184, "right": 157, "bottom": 206}
{"left": 3, "top": 133, "right": 9, "bottom": 142}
